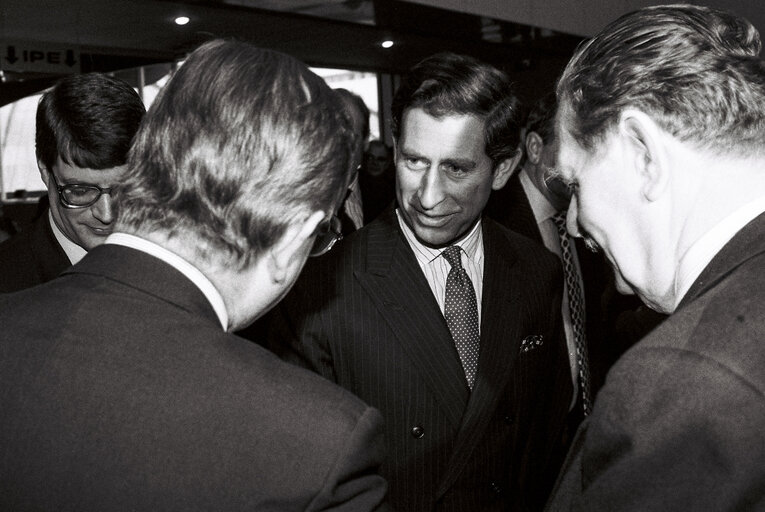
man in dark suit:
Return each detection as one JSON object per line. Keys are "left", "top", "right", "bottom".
{"left": 546, "top": 5, "right": 765, "bottom": 510}
{"left": 0, "top": 40, "right": 388, "bottom": 511}
{"left": 0, "top": 72, "right": 145, "bottom": 292}
{"left": 485, "top": 94, "right": 665, "bottom": 420}
{"left": 269, "top": 52, "right": 572, "bottom": 511}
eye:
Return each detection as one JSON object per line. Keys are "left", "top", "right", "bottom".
{"left": 67, "top": 185, "right": 96, "bottom": 197}
{"left": 403, "top": 156, "right": 428, "bottom": 171}
{"left": 442, "top": 163, "right": 466, "bottom": 175}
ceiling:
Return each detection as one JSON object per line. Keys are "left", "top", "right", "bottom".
{"left": 0, "top": 0, "right": 583, "bottom": 104}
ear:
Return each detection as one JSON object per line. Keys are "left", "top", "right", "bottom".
{"left": 619, "top": 109, "right": 669, "bottom": 202}
{"left": 491, "top": 150, "right": 523, "bottom": 191}
{"left": 38, "top": 159, "right": 51, "bottom": 188}
{"left": 524, "top": 131, "right": 544, "bottom": 165}
{"left": 266, "top": 210, "right": 326, "bottom": 284}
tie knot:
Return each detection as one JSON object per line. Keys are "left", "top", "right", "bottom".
{"left": 442, "top": 246, "right": 463, "bottom": 269}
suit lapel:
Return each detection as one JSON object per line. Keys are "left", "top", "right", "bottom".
{"left": 489, "top": 172, "right": 544, "bottom": 245}
{"left": 436, "top": 218, "right": 523, "bottom": 497}
{"left": 354, "top": 210, "right": 469, "bottom": 427}
{"left": 63, "top": 244, "right": 221, "bottom": 326}
{"left": 678, "top": 212, "right": 765, "bottom": 309}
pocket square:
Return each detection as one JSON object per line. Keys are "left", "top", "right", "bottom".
{"left": 520, "top": 334, "right": 544, "bottom": 354}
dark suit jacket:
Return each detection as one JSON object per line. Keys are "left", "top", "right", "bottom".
{"left": 268, "top": 208, "right": 572, "bottom": 511}
{"left": 0, "top": 211, "right": 70, "bottom": 292}
{"left": 0, "top": 244, "right": 389, "bottom": 511}
{"left": 545, "top": 212, "right": 765, "bottom": 511}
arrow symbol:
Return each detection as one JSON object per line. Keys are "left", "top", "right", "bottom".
{"left": 5, "top": 46, "right": 18, "bottom": 64}
{"left": 65, "top": 49, "right": 76, "bottom": 67}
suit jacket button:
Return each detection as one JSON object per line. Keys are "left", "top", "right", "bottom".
{"left": 411, "top": 426, "right": 425, "bottom": 439}
{"left": 490, "top": 481, "right": 502, "bottom": 494}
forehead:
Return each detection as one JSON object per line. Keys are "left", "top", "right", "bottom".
{"left": 53, "top": 156, "right": 127, "bottom": 185}
{"left": 554, "top": 102, "right": 590, "bottom": 181}
{"left": 399, "top": 108, "right": 487, "bottom": 158}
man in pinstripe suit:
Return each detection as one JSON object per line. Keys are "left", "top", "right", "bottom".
{"left": 269, "top": 53, "right": 572, "bottom": 511}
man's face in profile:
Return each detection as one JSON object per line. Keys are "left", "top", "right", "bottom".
{"left": 41, "top": 156, "right": 125, "bottom": 250}
{"left": 554, "top": 102, "right": 661, "bottom": 307}
{"left": 394, "top": 107, "right": 509, "bottom": 248}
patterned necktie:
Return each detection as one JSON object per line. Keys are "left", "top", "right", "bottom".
{"left": 442, "top": 245, "right": 480, "bottom": 390}
{"left": 552, "top": 211, "right": 593, "bottom": 416}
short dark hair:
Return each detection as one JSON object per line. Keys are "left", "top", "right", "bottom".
{"left": 391, "top": 52, "right": 523, "bottom": 168}
{"left": 525, "top": 93, "right": 557, "bottom": 144}
{"left": 116, "top": 40, "right": 355, "bottom": 269}
{"left": 557, "top": 4, "right": 765, "bottom": 155}
{"left": 35, "top": 73, "right": 145, "bottom": 171}
{"left": 335, "top": 88, "right": 370, "bottom": 142}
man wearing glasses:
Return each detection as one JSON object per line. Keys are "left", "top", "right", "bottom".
{"left": 0, "top": 72, "right": 145, "bottom": 292}
{"left": 0, "top": 41, "right": 388, "bottom": 510}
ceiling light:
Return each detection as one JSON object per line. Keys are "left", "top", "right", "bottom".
{"left": 174, "top": 16, "right": 190, "bottom": 26}
{"left": 381, "top": 40, "right": 394, "bottom": 49}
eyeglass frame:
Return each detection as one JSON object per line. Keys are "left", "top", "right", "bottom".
{"left": 310, "top": 213, "right": 343, "bottom": 257}
{"left": 48, "top": 171, "right": 115, "bottom": 209}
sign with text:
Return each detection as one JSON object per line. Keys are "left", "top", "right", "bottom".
{"left": 1, "top": 41, "right": 80, "bottom": 74}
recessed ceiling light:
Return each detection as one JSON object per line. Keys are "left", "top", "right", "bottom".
{"left": 381, "top": 40, "right": 394, "bottom": 49}
{"left": 175, "top": 16, "right": 190, "bottom": 26}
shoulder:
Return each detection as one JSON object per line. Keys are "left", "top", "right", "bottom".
{"left": 0, "top": 218, "right": 58, "bottom": 292}
{"left": 483, "top": 216, "right": 560, "bottom": 273}
{"left": 230, "top": 333, "right": 382, "bottom": 438}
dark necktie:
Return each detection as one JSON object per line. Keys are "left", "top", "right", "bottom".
{"left": 552, "top": 211, "right": 593, "bottom": 416}
{"left": 442, "top": 245, "right": 480, "bottom": 390}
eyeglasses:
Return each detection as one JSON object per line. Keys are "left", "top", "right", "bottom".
{"left": 49, "top": 171, "right": 114, "bottom": 209}
{"left": 310, "top": 214, "right": 343, "bottom": 257}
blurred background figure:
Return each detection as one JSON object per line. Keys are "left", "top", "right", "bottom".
{"left": 335, "top": 87, "right": 369, "bottom": 234}
{"left": 359, "top": 139, "right": 395, "bottom": 223}
{"left": 0, "top": 72, "right": 145, "bottom": 292}
{"left": 486, "top": 92, "right": 665, "bottom": 411}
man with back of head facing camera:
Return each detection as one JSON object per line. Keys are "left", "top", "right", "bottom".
{"left": 0, "top": 72, "right": 145, "bottom": 292}
{"left": 546, "top": 4, "right": 765, "bottom": 511}
{"left": 0, "top": 40, "right": 388, "bottom": 511}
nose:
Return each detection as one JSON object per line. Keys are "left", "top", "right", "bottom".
{"left": 566, "top": 195, "right": 581, "bottom": 238}
{"left": 417, "top": 166, "right": 445, "bottom": 210}
{"left": 91, "top": 192, "right": 116, "bottom": 225}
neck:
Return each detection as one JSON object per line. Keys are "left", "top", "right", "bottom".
{"left": 123, "top": 228, "right": 265, "bottom": 331}
{"left": 672, "top": 154, "right": 765, "bottom": 262}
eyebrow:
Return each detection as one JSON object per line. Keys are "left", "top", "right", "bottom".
{"left": 440, "top": 158, "right": 477, "bottom": 170}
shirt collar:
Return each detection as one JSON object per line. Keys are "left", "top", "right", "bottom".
{"left": 104, "top": 232, "right": 229, "bottom": 330}
{"left": 519, "top": 167, "right": 557, "bottom": 224}
{"left": 673, "top": 193, "right": 765, "bottom": 308}
{"left": 395, "top": 208, "right": 483, "bottom": 266}
{"left": 49, "top": 210, "right": 87, "bottom": 265}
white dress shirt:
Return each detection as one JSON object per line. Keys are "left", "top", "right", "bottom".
{"left": 396, "top": 209, "right": 485, "bottom": 331}
{"left": 673, "top": 193, "right": 765, "bottom": 309}
{"left": 49, "top": 211, "right": 87, "bottom": 265}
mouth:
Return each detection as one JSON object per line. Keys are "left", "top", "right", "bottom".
{"left": 412, "top": 209, "right": 453, "bottom": 228}
{"left": 87, "top": 226, "right": 113, "bottom": 236}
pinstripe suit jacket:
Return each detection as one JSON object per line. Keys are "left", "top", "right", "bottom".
{"left": 486, "top": 172, "right": 612, "bottom": 397}
{"left": 269, "top": 208, "right": 572, "bottom": 511}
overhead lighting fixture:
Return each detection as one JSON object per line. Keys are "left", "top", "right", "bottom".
{"left": 381, "top": 40, "right": 394, "bottom": 49}
{"left": 174, "top": 16, "right": 190, "bottom": 26}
